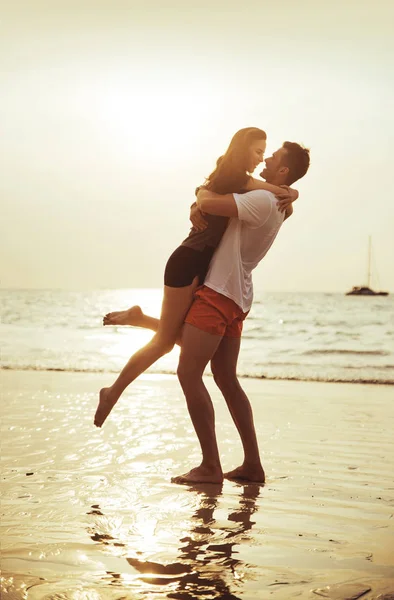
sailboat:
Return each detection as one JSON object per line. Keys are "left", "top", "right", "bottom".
{"left": 346, "top": 237, "right": 389, "bottom": 296}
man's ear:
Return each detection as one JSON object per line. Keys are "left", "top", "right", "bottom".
{"left": 279, "top": 166, "right": 289, "bottom": 178}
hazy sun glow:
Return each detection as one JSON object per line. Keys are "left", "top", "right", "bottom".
{"left": 85, "top": 81, "right": 223, "bottom": 164}
{"left": 1, "top": 1, "right": 393, "bottom": 291}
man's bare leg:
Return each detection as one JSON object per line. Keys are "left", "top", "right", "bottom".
{"left": 95, "top": 282, "right": 197, "bottom": 427}
{"left": 210, "top": 337, "right": 265, "bottom": 483}
{"left": 173, "top": 324, "right": 224, "bottom": 485}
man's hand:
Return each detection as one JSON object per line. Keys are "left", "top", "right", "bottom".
{"left": 190, "top": 202, "right": 208, "bottom": 231}
{"left": 276, "top": 185, "right": 299, "bottom": 213}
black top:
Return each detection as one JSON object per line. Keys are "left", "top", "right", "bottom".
{"left": 181, "top": 213, "right": 229, "bottom": 251}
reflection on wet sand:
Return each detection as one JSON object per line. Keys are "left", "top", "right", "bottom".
{"left": 88, "top": 483, "right": 261, "bottom": 599}
{"left": 3, "top": 373, "right": 394, "bottom": 598}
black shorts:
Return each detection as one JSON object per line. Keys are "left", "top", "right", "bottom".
{"left": 164, "top": 245, "right": 215, "bottom": 288}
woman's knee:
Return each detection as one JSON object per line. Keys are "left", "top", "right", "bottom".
{"left": 151, "top": 334, "right": 175, "bottom": 356}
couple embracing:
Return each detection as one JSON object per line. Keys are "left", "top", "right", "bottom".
{"left": 95, "top": 127, "right": 310, "bottom": 485}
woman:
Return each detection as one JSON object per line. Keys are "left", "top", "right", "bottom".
{"left": 95, "top": 127, "right": 297, "bottom": 427}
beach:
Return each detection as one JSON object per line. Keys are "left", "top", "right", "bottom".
{"left": 1, "top": 369, "right": 393, "bottom": 599}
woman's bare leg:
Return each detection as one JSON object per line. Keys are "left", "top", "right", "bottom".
{"left": 103, "top": 306, "right": 159, "bottom": 329}
{"left": 95, "top": 280, "right": 198, "bottom": 427}
{"left": 103, "top": 305, "right": 183, "bottom": 345}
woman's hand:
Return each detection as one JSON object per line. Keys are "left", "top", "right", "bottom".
{"left": 275, "top": 185, "right": 299, "bottom": 213}
{"left": 195, "top": 184, "right": 208, "bottom": 196}
{"left": 284, "top": 204, "right": 294, "bottom": 221}
{"left": 190, "top": 202, "right": 208, "bottom": 231}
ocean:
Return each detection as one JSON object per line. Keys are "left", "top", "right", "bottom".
{"left": 1, "top": 289, "right": 393, "bottom": 385}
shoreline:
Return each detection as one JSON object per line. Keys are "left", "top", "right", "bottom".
{"left": 2, "top": 365, "right": 393, "bottom": 386}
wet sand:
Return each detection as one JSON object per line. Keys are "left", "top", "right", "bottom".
{"left": 1, "top": 370, "right": 393, "bottom": 599}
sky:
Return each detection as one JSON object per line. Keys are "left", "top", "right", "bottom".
{"left": 1, "top": 0, "right": 394, "bottom": 292}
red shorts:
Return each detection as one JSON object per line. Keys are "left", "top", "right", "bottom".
{"left": 184, "top": 285, "right": 248, "bottom": 338}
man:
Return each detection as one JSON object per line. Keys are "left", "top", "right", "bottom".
{"left": 172, "top": 142, "right": 310, "bottom": 485}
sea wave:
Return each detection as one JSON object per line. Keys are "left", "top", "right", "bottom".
{"left": 2, "top": 365, "right": 393, "bottom": 386}
{"left": 303, "top": 349, "right": 390, "bottom": 356}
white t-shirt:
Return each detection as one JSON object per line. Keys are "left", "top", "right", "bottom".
{"left": 204, "top": 190, "right": 285, "bottom": 312}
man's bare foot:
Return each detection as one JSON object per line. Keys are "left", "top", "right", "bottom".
{"left": 94, "top": 388, "right": 118, "bottom": 428}
{"left": 171, "top": 465, "right": 223, "bottom": 485}
{"left": 103, "top": 306, "right": 143, "bottom": 326}
{"left": 224, "top": 465, "right": 265, "bottom": 484}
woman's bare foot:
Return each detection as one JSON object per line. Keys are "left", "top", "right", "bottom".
{"left": 224, "top": 464, "right": 265, "bottom": 484}
{"left": 103, "top": 306, "right": 144, "bottom": 326}
{"left": 94, "top": 388, "right": 118, "bottom": 427}
{"left": 171, "top": 465, "right": 223, "bottom": 485}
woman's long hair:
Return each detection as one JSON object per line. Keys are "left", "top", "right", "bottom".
{"left": 205, "top": 127, "right": 267, "bottom": 194}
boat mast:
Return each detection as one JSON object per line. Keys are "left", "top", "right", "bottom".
{"left": 367, "top": 236, "right": 372, "bottom": 288}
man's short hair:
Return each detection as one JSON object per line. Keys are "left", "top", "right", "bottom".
{"left": 282, "top": 142, "right": 310, "bottom": 185}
